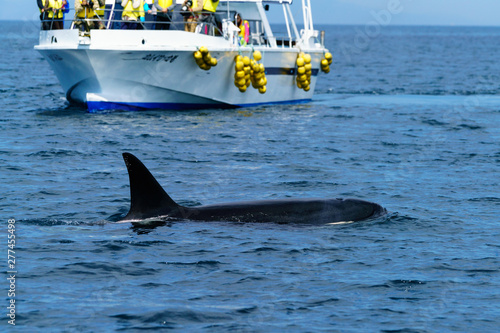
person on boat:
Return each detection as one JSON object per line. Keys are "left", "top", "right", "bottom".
{"left": 155, "top": 0, "right": 175, "bottom": 30}
{"left": 143, "top": 0, "right": 156, "bottom": 29}
{"left": 235, "top": 13, "right": 249, "bottom": 46}
{"left": 45, "top": 0, "right": 68, "bottom": 30}
{"left": 37, "top": 0, "right": 51, "bottom": 30}
{"left": 54, "top": 0, "right": 70, "bottom": 30}
{"left": 60, "top": 0, "right": 70, "bottom": 26}
{"left": 94, "top": 0, "right": 107, "bottom": 29}
{"left": 121, "top": 0, "right": 146, "bottom": 30}
{"left": 182, "top": 0, "right": 219, "bottom": 33}
{"left": 74, "top": 0, "right": 101, "bottom": 31}
{"left": 143, "top": 1, "right": 153, "bottom": 29}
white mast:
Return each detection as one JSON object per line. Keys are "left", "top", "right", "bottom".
{"left": 301, "top": 0, "right": 314, "bottom": 32}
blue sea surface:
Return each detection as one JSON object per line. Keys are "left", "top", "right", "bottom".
{"left": 1, "top": 22, "right": 500, "bottom": 331}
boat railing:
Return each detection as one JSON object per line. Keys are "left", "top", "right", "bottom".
{"left": 40, "top": 6, "right": 300, "bottom": 49}
{"left": 273, "top": 35, "right": 296, "bottom": 48}
{"left": 40, "top": 7, "right": 224, "bottom": 37}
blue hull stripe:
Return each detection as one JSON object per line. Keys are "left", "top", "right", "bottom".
{"left": 87, "top": 99, "right": 311, "bottom": 112}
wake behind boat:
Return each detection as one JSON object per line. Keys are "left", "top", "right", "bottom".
{"left": 35, "top": 0, "right": 332, "bottom": 112}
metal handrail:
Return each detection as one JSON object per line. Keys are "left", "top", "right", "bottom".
{"left": 40, "top": 7, "right": 298, "bottom": 49}
{"left": 41, "top": 8, "right": 223, "bottom": 36}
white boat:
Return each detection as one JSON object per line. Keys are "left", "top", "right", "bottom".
{"left": 35, "top": 0, "right": 331, "bottom": 112}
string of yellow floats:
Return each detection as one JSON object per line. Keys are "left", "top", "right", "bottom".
{"left": 193, "top": 46, "right": 332, "bottom": 93}
{"left": 193, "top": 46, "right": 217, "bottom": 70}
{"left": 234, "top": 50, "right": 267, "bottom": 94}
{"left": 321, "top": 52, "right": 333, "bottom": 73}
{"left": 296, "top": 51, "right": 332, "bottom": 91}
{"left": 296, "top": 52, "right": 312, "bottom": 91}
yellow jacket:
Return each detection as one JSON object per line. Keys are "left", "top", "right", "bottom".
{"left": 47, "top": 0, "right": 63, "bottom": 19}
{"left": 192, "top": 0, "right": 219, "bottom": 13}
{"left": 239, "top": 20, "right": 249, "bottom": 45}
{"left": 75, "top": 0, "right": 99, "bottom": 19}
{"left": 156, "top": 0, "right": 172, "bottom": 10}
{"left": 122, "top": 0, "right": 145, "bottom": 21}
{"left": 96, "top": 0, "right": 105, "bottom": 16}
{"left": 203, "top": 0, "right": 219, "bottom": 13}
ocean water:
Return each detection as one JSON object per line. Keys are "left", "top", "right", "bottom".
{"left": 2, "top": 21, "right": 500, "bottom": 331}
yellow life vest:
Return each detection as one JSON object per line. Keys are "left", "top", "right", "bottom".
{"left": 157, "top": 0, "right": 172, "bottom": 9}
{"left": 77, "top": 0, "right": 96, "bottom": 18}
{"left": 203, "top": 0, "right": 219, "bottom": 13}
{"left": 47, "top": 0, "right": 63, "bottom": 19}
{"left": 122, "top": 0, "right": 145, "bottom": 21}
{"left": 192, "top": 0, "right": 218, "bottom": 13}
{"left": 239, "top": 20, "right": 249, "bottom": 45}
{"left": 96, "top": 1, "right": 105, "bottom": 17}
{"left": 39, "top": 0, "right": 49, "bottom": 13}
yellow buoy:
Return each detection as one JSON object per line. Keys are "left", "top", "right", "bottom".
{"left": 235, "top": 70, "right": 245, "bottom": 79}
{"left": 297, "top": 66, "right": 306, "bottom": 75}
{"left": 236, "top": 78, "right": 246, "bottom": 87}
{"left": 211, "top": 58, "right": 217, "bottom": 67}
{"left": 243, "top": 56, "right": 251, "bottom": 66}
{"left": 239, "top": 85, "right": 247, "bottom": 93}
{"left": 303, "top": 54, "right": 311, "bottom": 64}
{"left": 199, "top": 46, "right": 208, "bottom": 55}
{"left": 258, "top": 86, "right": 266, "bottom": 94}
{"left": 325, "top": 52, "right": 333, "bottom": 64}
{"left": 195, "top": 57, "right": 205, "bottom": 66}
{"left": 296, "top": 57, "right": 305, "bottom": 67}
{"left": 298, "top": 74, "right": 308, "bottom": 82}
{"left": 194, "top": 51, "right": 202, "bottom": 60}
{"left": 235, "top": 61, "right": 244, "bottom": 71}
{"left": 253, "top": 50, "right": 262, "bottom": 61}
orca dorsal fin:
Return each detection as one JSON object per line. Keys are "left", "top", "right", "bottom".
{"left": 122, "top": 153, "right": 179, "bottom": 221}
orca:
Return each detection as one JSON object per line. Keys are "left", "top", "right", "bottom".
{"left": 119, "top": 153, "right": 386, "bottom": 224}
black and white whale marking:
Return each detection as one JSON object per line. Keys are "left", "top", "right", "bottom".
{"left": 119, "top": 153, "right": 386, "bottom": 224}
